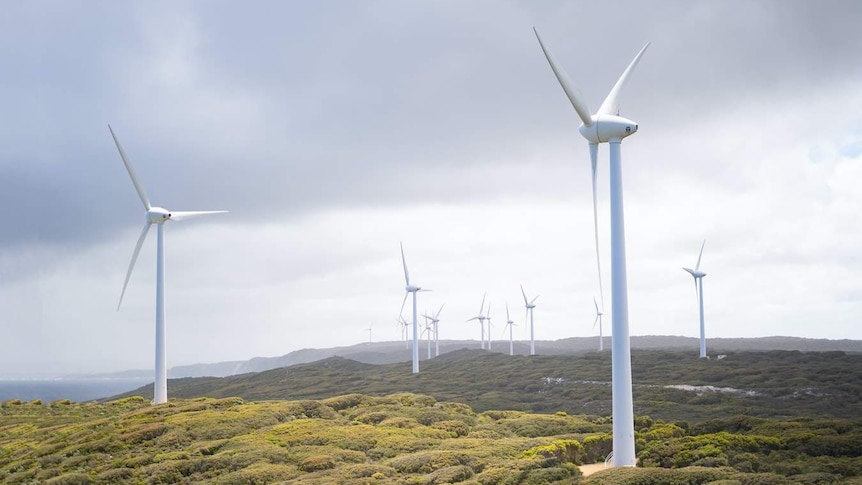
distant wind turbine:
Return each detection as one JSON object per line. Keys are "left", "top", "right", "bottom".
{"left": 534, "top": 26, "right": 649, "bottom": 467}
{"left": 423, "top": 304, "right": 444, "bottom": 357}
{"left": 396, "top": 316, "right": 409, "bottom": 349}
{"left": 683, "top": 240, "right": 708, "bottom": 358}
{"left": 110, "top": 125, "right": 226, "bottom": 405}
{"left": 593, "top": 297, "right": 604, "bottom": 352}
{"left": 399, "top": 242, "right": 429, "bottom": 373}
{"left": 485, "top": 302, "right": 493, "bottom": 351}
{"left": 520, "top": 285, "right": 539, "bottom": 356}
{"left": 503, "top": 302, "right": 517, "bottom": 356}
{"left": 466, "top": 294, "right": 487, "bottom": 350}
{"left": 365, "top": 323, "right": 373, "bottom": 344}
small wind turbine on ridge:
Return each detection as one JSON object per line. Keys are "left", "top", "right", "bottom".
{"left": 682, "top": 240, "right": 708, "bottom": 358}
{"left": 503, "top": 302, "right": 517, "bottom": 356}
{"left": 520, "top": 284, "right": 539, "bottom": 355}
{"left": 593, "top": 297, "right": 604, "bottom": 351}
{"left": 423, "top": 304, "right": 444, "bottom": 357}
{"left": 399, "top": 242, "right": 429, "bottom": 373}
{"left": 466, "top": 294, "right": 487, "bottom": 350}
{"left": 110, "top": 125, "right": 227, "bottom": 405}
{"left": 534, "top": 26, "right": 650, "bottom": 467}
{"left": 485, "top": 302, "right": 493, "bottom": 351}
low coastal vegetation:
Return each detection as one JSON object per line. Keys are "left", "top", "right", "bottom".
{"left": 2, "top": 392, "right": 861, "bottom": 484}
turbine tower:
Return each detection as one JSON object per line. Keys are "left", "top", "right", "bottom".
{"left": 683, "top": 240, "right": 708, "bottom": 358}
{"left": 504, "top": 302, "right": 517, "bottom": 356}
{"left": 534, "top": 27, "right": 649, "bottom": 467}
{"left": 110, "top": 125, "right": 226, "bottom": 405}
{"left": 593, "top": 297, "right": 604, "bottom": 352}
{"left": 466, "top": 294, "right": 487, "bottom": 350}
{"left": 365, "top": 323, "right": 373, "bottom": 344}
{"left": 520, "top": 285, "right": 539, "bottom": 355}
{"left": 399, "top": 242, "right": 429, "bottom": 373}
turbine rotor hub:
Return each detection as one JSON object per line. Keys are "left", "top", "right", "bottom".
{"left": 147, "top": 207, "right": 171, "bottom": 224}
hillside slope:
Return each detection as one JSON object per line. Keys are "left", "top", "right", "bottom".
{"left": 115, "top": 349, "right": 862, "bottom": 422}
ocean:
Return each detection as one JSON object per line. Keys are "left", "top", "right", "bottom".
{"left": 0, "top": 378, "right": 151, "bottom": 402}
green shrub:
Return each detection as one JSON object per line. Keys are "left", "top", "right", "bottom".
{"left": 44, "top": 472, "right": 92, "bottom": 485}
{"left": 298, "top": 454, "right": 336, "bottom": 472}
{"left": 424, "top": 465, "right": 474, "bottom": 484}
{"left": 433, "top": 420, "right": 470, "bottom": 437}
{"left": 521, "top": 439, "right": 584, "bottom": 465}
{"left": 212, "top": 462, "right": 298, "bottom": 484}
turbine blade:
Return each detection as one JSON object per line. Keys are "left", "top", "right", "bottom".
{"left": 400, "top": 241, "right": 410, "bottom": 286}
{"left": 594, "top": 297, "right": 599, "bottom": 314}
{"left": 419, "top": 288, "right": 431, "bottom": 292}
{"left": 520, "top": 284, "right": 528, "bottom": 305}
{"left": 597, "top": 42, "right": 651, "bottom": 116}
{"left": 479, "top": 293, "right": 486, "bottom": 315}
{"left": 118, "top": 222, "right": 151, "bottom": 310}
{"left": 533, "top": 27, "right": 594, "bottom": 127}
{"left": 682, "top": 267, "right": 696, "bottom": 276}
{"left": 170, "top": 210, "right": 228, "bottom": 222}
{"left": 399, "top": 292, "right": 408, "bottom": 319}
{"left": 466, "top": 317, "right": 479, "bottom": 322}
{"left": 436, "top": 303, "right": 445, "bottom": 319}
{"left": 531, "top": 295, "right": 540, "bottom": 304}
{"left": 593, "top": 314, "right": 599, "bottom": 329}
{"left": 590, "top": 143, "right": 604, "bottom": 312}
{"left": 695, "top": 239, "right": 706, "bottom": 271}
{"left": 108, "top": 125, "right": 151, "bottom": 210}
{"left": 506, "top": 302, "right": 510, "bottom": 322}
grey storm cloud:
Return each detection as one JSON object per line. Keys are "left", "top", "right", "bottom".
{"left": 3, "top": 1, "right": 860, "bottom": 247}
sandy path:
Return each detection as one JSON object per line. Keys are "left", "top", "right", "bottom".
{"left": 579, "top": 463, "right": 608, "bottom": 477}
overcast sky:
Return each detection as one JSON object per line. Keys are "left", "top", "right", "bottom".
{"left": 2, "top": 1, "right": 861, "bottom": 375}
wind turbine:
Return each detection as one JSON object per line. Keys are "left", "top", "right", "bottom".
{"left": 593, "top": 297, "right": 604, "bottom": 352}
{"left": 683, "top": 240, "right": 708, "bottom": 358}
{"left": 520, "top": 285, "right": 539, "bottom": 356}
{"left": 399, "top": 242, "right": 429, "bottom": 373}
{"left": 110, "top": 125, "right": 226, "bottom": 405}
{"left": 465, "top": 293, "right": 487, "bottom": 350}
{"left": 503, "top": 302, "right": 517, "bottom": 356}
{"left": 534, "top": 27, "right": 649, "bottom": 468}
{"left": 365, "top": 323, "right": 373, "bottom": 344}
{"left": 485, "top": 302, "right": 493, "bottom": 351}
{"left": 423, "top": 304, "right": 444, "bottom": 357}
{"left": 396, "top": 316, "right": 409, "bottom": 349}
{"left": 420, "top": 320, "right": 433, "bottom": 359}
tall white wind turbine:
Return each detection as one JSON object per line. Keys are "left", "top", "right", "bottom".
{"left": 520, "top": 284, "right": 539, "bottom": 356}
{"left": 534, "top": 28, "right": 649, "bottom": 467}
{"left": 593, "top": 297, "right": 604, "bottom": 352}
{"left": 466, "top": 294, "right": 487, "bottom": 350}
{"left": 365, "top": 323, "right": 373, "bottom": 344}
{"left": 683, "top": 240, "right": 708, "bottom": 358}
{"left": 110, "top": 125, "right": 226, "bottom": 405}
{"left": 399, "top": 242, "right": 429, "bottom": 373}
{"left": 503, "top": 302, "right": 517, "bottom": 356}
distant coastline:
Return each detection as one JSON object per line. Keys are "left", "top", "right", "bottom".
{"left": 0, "top": 378, "right": 150, "bottom": 402}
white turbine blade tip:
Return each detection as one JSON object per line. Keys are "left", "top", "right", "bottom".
{"left": 108, "top": 125, "right": 151, "bottom": 210}
{"left": 597, "top": 42, "right": 651, "bottom": 116}
{"left": 533, "top": 27, "right": 594, "bottom": 127}
{"left": 169, "top": 210, "right": 228, "bottom": 222}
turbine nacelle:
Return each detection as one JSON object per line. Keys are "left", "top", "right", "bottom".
{"left": 579, "top": 114, "right": 639, "bottom": 144}
{"left": 683, "top": 267, "right": 706, "bottom": 278}
{"left": 405, "top": 285, "right": 421, "bottom": 293}
{"left": 147, "top": 207, "right": 172, "bottom": 224}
